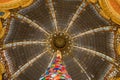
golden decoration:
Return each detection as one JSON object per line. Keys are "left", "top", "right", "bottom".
{"left": 0, "top": 0, "right": 33, "bottom": 10}
{"left": 0, "top": 0, "right": 33, "bottom": 39}
{"left": 98, "top": 0, "right": 120, "bottom": 25}
{"left": 116, "top": 28, "right": 120, "bottom": 55}
{"left": 88, "top": 0, "right": 97, "bottom": 3}
{"left": 0, "top": 20, "right": 5, "bottom": 39}
{"left": 0, "top": 62, "right": 5, "bottom": 80}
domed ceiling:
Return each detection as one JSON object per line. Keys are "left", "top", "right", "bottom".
{"left": 0, "top": 0, "right": 120, "bottom": 80}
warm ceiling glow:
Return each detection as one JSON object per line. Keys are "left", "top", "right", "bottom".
{"left": 0, "top": 0, "right": 12, "bottom": 3}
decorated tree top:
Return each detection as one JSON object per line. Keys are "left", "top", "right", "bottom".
{"left": 40, "top": 50, "right": 72, "bottom": 80}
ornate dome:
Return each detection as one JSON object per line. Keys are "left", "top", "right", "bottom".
{"left": 0, "top": 0, "right": 120, "bottom": 80}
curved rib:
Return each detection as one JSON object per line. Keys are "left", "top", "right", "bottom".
{"left": 48, "top": 50, "right": 61, "bottom": 68}
{"left": 73, "top": 57, "right": 91, "bottom": 80}
{"left": 73, "top": 45, "right": 118, "bottom": 66}
{"left": 73, "top": 26, "right": 112, "bottom": 39}
{"left": 16, "top": 14, "right": 50, "bottom": 35}
{"left": 2, "top": 41, "right": 47, "bottom": 49}
{"left": 47, "top": 0, "right": 58, "bottom": 32}
{"left": 65, "top": 1, "right": 88, "bottom": 32}
{"left": 11, "top": 50, "right": 48, "bottom": 79}
{"left": 47, "top": 52, "right": 56, "bottom": 68}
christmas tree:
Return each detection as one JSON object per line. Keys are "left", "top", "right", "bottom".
{"left": 40, "top": 50, "right": 72, "bottom": 80}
